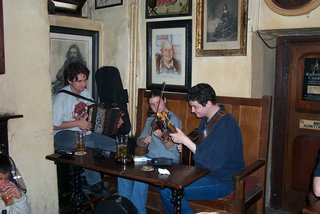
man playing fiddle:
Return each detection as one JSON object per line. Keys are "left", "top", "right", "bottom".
{"left": 158, "top": 83, "right": 245, "bottom": 213}
{"left": 117, "top": 89, "right": 182, "bottom": 214}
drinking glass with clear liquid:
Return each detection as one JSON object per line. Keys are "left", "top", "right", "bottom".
{"left": 116, "top": 135, "right": 128, "bottom": 158}
{"left": 75, "top": 131, "right": 86, "bottom": 155}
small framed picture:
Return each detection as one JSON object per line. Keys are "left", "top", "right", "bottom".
{"left": 146, "top": 20, "right": 192, "bottom": 92}
{"left": 95, "top": 0, "right": 123, "bottom": 10}
{"left": 146, "top": 0, "right": 192, "bottom": 19}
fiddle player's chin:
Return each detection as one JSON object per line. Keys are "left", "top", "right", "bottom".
{"left": 194, "top": 113, "right": 202, "bottom": 118}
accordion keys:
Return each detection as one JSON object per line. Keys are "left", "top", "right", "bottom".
{"left": 87, "top": 103, "right": 120, "bottom": 136}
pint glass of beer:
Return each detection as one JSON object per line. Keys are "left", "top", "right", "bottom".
{"left": 75, "top": 131, "right": 86, "bottom": 155}
{"left": 116, "top": 135, "right": 128, "bottom": 158}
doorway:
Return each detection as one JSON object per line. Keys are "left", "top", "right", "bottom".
{"left": 270, "top": 36, "right": 320, "bottom": 212}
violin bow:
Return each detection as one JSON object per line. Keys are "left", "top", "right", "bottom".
{"left": 149, "top": 82, "right": 166, "bottom": 136}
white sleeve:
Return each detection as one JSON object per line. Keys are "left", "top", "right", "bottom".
{"left": 9, "top": 194, "right": 32, "bottom": 214}
{"left": 52, "top": 93, "right": 65, "bottom": 127}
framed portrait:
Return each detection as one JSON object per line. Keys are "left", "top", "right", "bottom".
{"left": 146, "top": 0, "right": 192, "bottom": 19}
{"left": 195, "top": 0, "right": 248, "bottom": 56}
{"left": 264, "top": 0, "right": 320, "bottom": 16}
{"left": 146, "top": 20, "right": 192, "bottom": 92}
{"left": 0, "top": 0, "right": 4, "bottom": 75}
{"left": 95, "top": 0, "right": 123, "bottom": 9}
{"left": 50, "top": 26, "right": 99, "bottom": 99}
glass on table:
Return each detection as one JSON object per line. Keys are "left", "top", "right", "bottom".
{"left": 75, "top": 131, "right": 86, "bottom": 155}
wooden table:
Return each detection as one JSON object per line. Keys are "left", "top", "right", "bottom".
{"left": 46, "top": 148, "right": 209, "bottom": 213}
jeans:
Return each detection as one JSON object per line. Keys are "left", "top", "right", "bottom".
{"left": 118, "top": 177, "right": 148, "bottom": 214}
{"left": 158, "top": 176, "right": 231, "bottom": 214}
{"left": 54, "top": 130, "right": 116, "bottom": 185}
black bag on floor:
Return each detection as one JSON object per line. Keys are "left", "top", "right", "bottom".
{"left": 95, "top": 66, "right": 131, "bottom": 136}
{"left": 93, "top": 195, "right": 138, "bottom": 214}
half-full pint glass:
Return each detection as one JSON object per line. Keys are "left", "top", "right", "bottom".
{"left": 75, "top": 131, "right": 86, "bottom": 155}
{"left": 116, "top": 135, "right": 128, "bottom": 158}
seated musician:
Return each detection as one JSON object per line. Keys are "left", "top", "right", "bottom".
{"left": 313, "top": 155, "right": 320, "bottom": 197}
{"left": 52, "top": 62, "right": 123, "bottom": 198}
{"left": 118, "top": 89, "right": 182, "bottom": 214}
{"left": 159, "top": 83, "right": 245, "bottom": 213}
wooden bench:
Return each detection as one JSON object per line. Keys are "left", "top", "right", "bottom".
{"left": 135, "top": 88, "right": 272, "bottom": 214}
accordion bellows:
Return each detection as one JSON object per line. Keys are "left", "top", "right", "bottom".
{"left": 87, "top": 103, "right": 120, "bottom": 136}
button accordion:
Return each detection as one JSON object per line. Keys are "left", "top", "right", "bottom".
{"left": 87, "top": 103, "right": 121, "bottom": 136}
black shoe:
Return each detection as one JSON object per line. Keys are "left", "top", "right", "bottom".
{"left": 87, "top": 182, "right": 109, "bottom": 199}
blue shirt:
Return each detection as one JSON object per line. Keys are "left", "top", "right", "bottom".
{"left": 193, "top": 112, "right": 245, "bottom": 191}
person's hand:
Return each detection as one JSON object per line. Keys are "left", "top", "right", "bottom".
{"left": 153, "top": 129, "right": 163, "bottom": 139}
{"left": 0, "top": 181, "right": 22, "bottom": 200}
{"left": 141, "top": 136, "right": 152, "bottom": 145}
{"left": 77, "top": 114, "right": 92, "bottom": 131}
{"left": 170, "top": 128, "right": 196, "bottom": 153}
{"left": 169, "top": 128, "right": 188, "bottom": 145}
{"left": 116, "top": 114, "right": 124, "bottom": 129}
{"left": 176, "top": 144, "right": 182, "bottom": 153}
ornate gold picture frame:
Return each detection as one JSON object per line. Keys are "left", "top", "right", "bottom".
{"left": 196, "top": 0, "right": 248, "bottom": 57}
{"left": 264, "top": 0, "right": 320, "bottom": 16}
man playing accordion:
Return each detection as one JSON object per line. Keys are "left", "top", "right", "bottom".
{"left": 52, "top": 62, "right": 123, "bottom": 198}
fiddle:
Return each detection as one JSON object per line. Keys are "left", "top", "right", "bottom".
{"left": 156, "top": 111, "right": 177, "bottom": 133}
{"left": 150, "top": 111, "right": 177, "bottom": 142}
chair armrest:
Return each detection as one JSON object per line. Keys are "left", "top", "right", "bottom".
{"left": 234, "top": 159, "right": 265, "bottom": 181}
{"left": 232, "top": 159, "right": 265, "bottom": 213}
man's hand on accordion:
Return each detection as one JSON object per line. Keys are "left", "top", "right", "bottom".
{"left": 77, "top": 114, "right": 92, "bottom": 132}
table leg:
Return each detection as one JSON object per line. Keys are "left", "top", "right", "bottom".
{"left": 70, "top": 166, "right": 85, "bottom": 214}
{"left": 172, "top": 188, "right": 184, "bottom": 214}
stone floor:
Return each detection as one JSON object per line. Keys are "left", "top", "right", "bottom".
{"left": 266, "top": 207, "right": 295, "bottom": 214}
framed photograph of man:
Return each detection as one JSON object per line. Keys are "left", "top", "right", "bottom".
{"left": 146, "top": 0, "right": 192, "bottom": 19}
{"left": 195, "top": 0, "right": 248, "bottom": 56}
{"left": 0, "top": 0, "right": 4, "bottom": 75}
{"left": 146, "top": 20, "right": 192, "bottom": 92}
{"left": 49, "top": 26, "right": 99, "bottom": 99}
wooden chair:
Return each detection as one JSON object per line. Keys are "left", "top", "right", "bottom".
{"left": 135, "top": 89, "right": 272, "bottom": 214}
{"left": 303, "top": 200, "right": 320, "bottom": 214}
